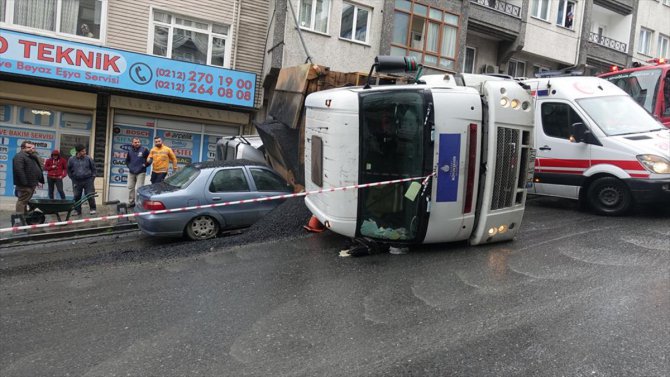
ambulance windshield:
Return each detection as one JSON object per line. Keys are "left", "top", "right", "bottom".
{"left": 577, "top": 95, "right": 665, "bottom": 136}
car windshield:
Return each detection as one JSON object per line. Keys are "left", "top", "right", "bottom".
{"left": 163, "top": 166, "right": 200, "bottom": 189}
{"left": 576, "top": 95, "right": 664, "bottom": 136}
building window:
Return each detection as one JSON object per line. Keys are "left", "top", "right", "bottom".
{"left": 299, "top": 0, "right": 330, "bottom": 33}
{"left": 530, "top": 0, "right": 550, "bottom": 21}
{"left": 638, "top": 28, "right": 653, "bottom": 55}
{"left": 464, "top": 47, "right": 476, "bottom": 74}
{"left": 151, "top": 10, "right": 231, "bottom": 68}
{"left": 391, "top": 1, "right": 459, "bottom": 71}
{"left": 1, "top": 0, "right": 105, "bottom": 40}
{"left": 508, "top": 60, "right": 526, "bottom": 77}
{"left": 340, "top": 2, "right": 370, "bottom": 43}
{"left": 659, "top": 34, "right": 669, "bottom": 58}
{"left": 556, "top": 0, "right": 574, "bottom": 29}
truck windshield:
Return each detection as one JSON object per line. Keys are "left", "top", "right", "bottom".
{"left": 603, "top": 68, "right": 662, "bottom": 114}
{"left": 576, "top": 95, "right": 665, "bottom": 136}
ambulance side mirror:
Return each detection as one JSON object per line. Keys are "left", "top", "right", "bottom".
{"left": 569, "top": 122, "right": 588, "bottom": 143}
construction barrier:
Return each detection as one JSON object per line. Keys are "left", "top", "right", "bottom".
{"left": 1, "top": 174, "right": 435, "bottom": 234}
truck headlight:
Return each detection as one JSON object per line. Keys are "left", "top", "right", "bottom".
{"left": 637, "top": 154, "right": 670, "bottom": 174}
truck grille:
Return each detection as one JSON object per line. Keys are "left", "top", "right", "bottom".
{"left": 491, "top": 127, "right": 520, "bottom": 210}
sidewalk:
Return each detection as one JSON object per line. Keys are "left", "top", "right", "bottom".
{"left": 0, "top": 199, "right": 137, "bottom": 244}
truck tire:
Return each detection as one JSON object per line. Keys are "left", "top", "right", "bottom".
{"left": 587, "top": 177, "right": 632, "bottom": 216}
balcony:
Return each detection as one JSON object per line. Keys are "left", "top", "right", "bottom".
{"left": 468, "top": 0, "right": 524, "bottom": 41}
{"left": 593, "top": 0, "right": 634, "bottom": 15}
{"left": 470, "top": 0, "right": 522, "bottom": 18}
{"left": 588, "top": 32, "right": 627, "bottom": 53}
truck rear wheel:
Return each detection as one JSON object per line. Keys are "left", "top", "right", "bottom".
{"left": 587, "top": 177, "right": 632, "bottom": 216}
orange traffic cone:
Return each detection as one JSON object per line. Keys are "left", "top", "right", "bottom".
{"left": 304, "top": 215, "right": 326, "bottom": 233}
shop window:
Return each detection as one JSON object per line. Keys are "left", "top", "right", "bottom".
{"left": 4, "top": 0, "right": 104, "bottom": 40}
{"left": 391, "top": 1, "right": 459, "bottom": 71}
{"left": 0, "top": 103, "right": 12, "bottom": 122}
{"left": 60, "top": 134, "right": 90, "bottom": 158}
{"left": 340, "top": 2, "right": 370, "bottom": 43}
{"left": 299, "top": 0, "right": 330, "bottom": 33}
{"left": 530, "top": 0, "right": 550, "bottom": 21}
{"left": 556, "top": 0, "right": 575, "bottom": 29}
{"left": 250, "top": 168, "right": 290, "bottom": 192}
{"left": 209, "top": 168, "right": 249, "bottom": 192}
{"left": 151, "top": 10, "right": 231, "bottom": 68}
{"left": 18, "top": 107, "right": 55, "bottom": 127}
{"left": 60, "top": 112, "right": 92, "bottom": 131}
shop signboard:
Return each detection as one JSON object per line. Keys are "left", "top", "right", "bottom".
{"left": 0, "top": 28, "right": 256, "bottom": 108}
{"left": 0, "top": 126, "right": 55, "bottom": 197}
{"left": 109, "top": 125, "right": 152, "bottom": 186}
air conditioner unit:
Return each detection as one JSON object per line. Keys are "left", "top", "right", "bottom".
{"left": 480, "top": 64, "right": 499, "bottom": 74}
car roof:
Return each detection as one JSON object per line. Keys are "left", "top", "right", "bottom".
{"left": 190, "top": 159, "right": 268, "bottom": 170}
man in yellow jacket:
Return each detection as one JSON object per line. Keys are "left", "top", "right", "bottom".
{"left": 148, "top": 137, "right": 178, "bottom": 183}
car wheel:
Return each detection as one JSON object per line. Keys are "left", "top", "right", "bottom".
{"left": 185, "top": 215, "right": 219, "bottom": 240}
{"left": 587, "top": 177, "right": 632, "bottom": 216}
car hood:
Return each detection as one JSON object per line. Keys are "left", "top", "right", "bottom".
{"left": 609, "top": 129, "right": 670, "bottom": 157}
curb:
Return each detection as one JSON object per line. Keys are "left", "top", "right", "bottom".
{"left": 0, "top": 222, "right": 138, "bottom": 247}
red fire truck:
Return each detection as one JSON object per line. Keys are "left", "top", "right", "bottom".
{"left": 599, "top": 58, "right": 670, "bottom": 128}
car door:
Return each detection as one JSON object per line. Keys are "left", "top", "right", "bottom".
{"left": 203, "top": 167, "right": 258, "bottom": 227}
{"left": 247, "top": 167, "right": 293, "bottom": 220}
{"left": 533, "top": 100, "right": 590, "bottom": 199}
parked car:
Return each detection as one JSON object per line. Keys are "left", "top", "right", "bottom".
{"left": 136, "top": 159, "right": 293, "bottom": 240}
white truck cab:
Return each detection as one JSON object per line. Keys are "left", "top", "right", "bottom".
{"left": 523, "top": 76, "right": 670, "bottom": 215}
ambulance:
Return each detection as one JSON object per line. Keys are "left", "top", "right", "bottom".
{"left": 303, "top": 57, "right": 536, "bottom": 246}
{"left": 523, "top": 76, "right": 670, "bottom": 215}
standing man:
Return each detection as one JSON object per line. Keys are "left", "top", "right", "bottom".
{"left": 148, "top": 136, "right": 178, "bottom": 184}
{"left": 12, "top": 140, "right": 44, "bottom": 214}
{"left": 125, "top": 137, "right": 150, "bottom": 207}
{"left": 67, "top": 144, "right": 97, "bottom": 215}
{"left": 44, "top": 149, "right": 68, "bottom": 200}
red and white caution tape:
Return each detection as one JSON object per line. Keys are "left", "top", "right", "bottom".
{"left": 1, "top": 173, "right": 435, "bottom": 234}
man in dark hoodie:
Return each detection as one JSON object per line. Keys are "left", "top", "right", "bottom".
{"left": 67, "top": 144, "right": 97, "bottom": 215}
{"left": 13, "top": 140, "right": 44, "bottom": 214}
{"left": 124, "top": 137, "right": 150, "bottom": 207}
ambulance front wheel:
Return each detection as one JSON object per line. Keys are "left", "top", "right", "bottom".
{"left": 587, "top": 177, "right": 632, "bottom": 216}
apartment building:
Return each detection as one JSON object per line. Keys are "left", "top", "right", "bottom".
{"left": 632, "top": 0, "right": 670, "bottom": 63}
{"left": 0, "top": 0, "right": 269, "bottom": 203}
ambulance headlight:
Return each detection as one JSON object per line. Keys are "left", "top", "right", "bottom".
{"left": 500, "top": 97, "right": 509, "bottom": 107}
{"left": 636, "top": 155, "right": 670, "bottom": 174}
{"left": 488, "top": 227, "right": 498, "bottom": 236}
{"left": 498, "top": 225, "right": 508, "bottom": 234}
{"left": 510, "top": 99, "right": 520, "bottom": 109}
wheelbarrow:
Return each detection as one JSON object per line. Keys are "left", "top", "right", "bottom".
{"left": 23, "top": 192, "right": 99, "bottom": 225}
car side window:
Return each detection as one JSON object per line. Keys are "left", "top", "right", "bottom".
{"left": 250, "top": 168, "right": 290, "bottom": 192}
{"left": 209, "top": 168, "right": 249, "bottom": 192}
{"left": 541, "top": 102, "right": 585, "bottom": 140}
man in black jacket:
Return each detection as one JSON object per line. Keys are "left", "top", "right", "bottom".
{"left": 13, "top": 140, "right": 44, "bottom": 214}
{"left": 67, "top": 144, "right": 97, "bottom": 215}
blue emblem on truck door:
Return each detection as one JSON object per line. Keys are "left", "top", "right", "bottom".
{"left": 436, "top": 134, "right": 461, "bottom": 202}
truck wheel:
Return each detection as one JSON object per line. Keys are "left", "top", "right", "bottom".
{"left": 587, "top": 177, "right": 632, "bottom": 216}
{"left": 186, "top": 215, "right": 219, "bottom": 240}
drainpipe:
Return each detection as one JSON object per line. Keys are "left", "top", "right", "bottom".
{"left": 286, "top": 0, "right": 314, "bottom": 64}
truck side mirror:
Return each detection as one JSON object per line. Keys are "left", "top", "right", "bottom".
{"left": 569, "top": 122, "right": 588, "bottom": 143}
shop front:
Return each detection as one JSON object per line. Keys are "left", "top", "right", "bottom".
{"left": 0, "top": 28, "right": 256, "bottom": 206}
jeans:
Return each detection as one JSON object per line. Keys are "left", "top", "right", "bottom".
{"left": 127, "top": 172, "right": 146, "bottom": 206}
{"left": 72, "top": 177, "right": 96, "bottom": 213}
{"left": 47, "top": 177, "right": 66, "bottom": 199}
{"left": 151, "top": 171, "right": 167, "bottom": 184}
{"left": 15, "top": 186, "right": 35, "bottom": 214}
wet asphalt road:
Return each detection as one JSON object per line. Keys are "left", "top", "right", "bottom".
{"left": 1, "top": 197, "right": 668, "bottom": 377}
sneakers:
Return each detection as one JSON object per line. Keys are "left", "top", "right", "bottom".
{"left": 89, "top": 210, "right": 97, "bottom": 215}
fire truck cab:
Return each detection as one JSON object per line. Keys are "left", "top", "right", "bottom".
{"left": 524, "top": 76, "right": 670, "bottom": 215}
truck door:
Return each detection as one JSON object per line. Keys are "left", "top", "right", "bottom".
{"left": 357, "top": 89, "right": 432, "bottom": 242}
{"left": 533, "top": 100, "right": 590, "bottom": 199}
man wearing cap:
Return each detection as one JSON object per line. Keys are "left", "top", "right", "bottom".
{"left": 67, "top": 144, "right": 97, "bottom": 215}
{"left": 12, "top": 140, "right": 44, "bottom": 214}
{"left": 44, "top": 150, "right": 68, "bottom": 200}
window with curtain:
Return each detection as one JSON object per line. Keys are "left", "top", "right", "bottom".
{"left": 659, "top": 35, "right": 669, "bottom": 59}
{"left": 638, "top": 28, "right": 653, "bottom": 55}
{"left": 151, "top": 10, "right": 230, "bottom": 68}
{"left": 530, "top": 0, "right": 550, "bottom": 21}
{"left": 556, "top": 0, "right": 575, "bottom": 29}
{"left": 6, "top": 0, "right": 103, "bottom": 39}
{"left": 299, "top": 0, "right": 330, "bottom": 33}
{"left": 340, "top": 2, "right": 370, "bottom": 43}
{"left": 391, "top": 0, "right": 459, "bottom": 71}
